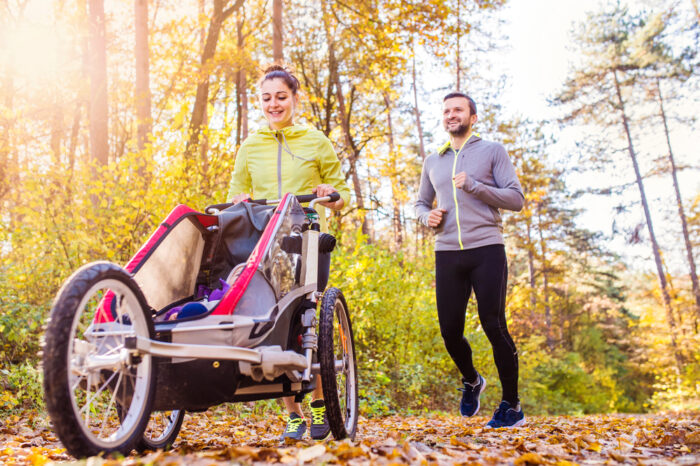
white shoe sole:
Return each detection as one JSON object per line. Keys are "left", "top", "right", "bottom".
{"left": 485, "top": 416, "right": 526, "bottom": 428}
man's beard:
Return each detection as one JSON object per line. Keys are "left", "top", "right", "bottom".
{"left": 445, "top": 121, "right": 471, "bottom": 136}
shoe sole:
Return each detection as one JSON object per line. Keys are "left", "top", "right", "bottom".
{"left": 461, "top": 376, "right": 487, "bottom": 417}
{"left": 485, "top": 417, "right": 526, "bottom": 429}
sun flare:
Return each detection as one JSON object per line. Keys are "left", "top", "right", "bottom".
{"left": 1, "top": 20, "right": 67, "bottom": 82}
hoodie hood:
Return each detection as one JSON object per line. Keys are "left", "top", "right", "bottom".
{"left": 255, "top": 124, "right": 312, "bottom": 140}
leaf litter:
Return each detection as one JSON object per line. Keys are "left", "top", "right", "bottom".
{"left": 0, "top": 410, "right": 698, "bottom": 465}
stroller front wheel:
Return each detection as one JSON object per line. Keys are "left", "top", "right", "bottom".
{"left": 318, "top": 287, "right": 358, "bottom": 440}
{"left": 43, "top": 262, "right": 156, "bottom": 458}
{"left": 137, "top": 409, "right": 185, "bottom": 452}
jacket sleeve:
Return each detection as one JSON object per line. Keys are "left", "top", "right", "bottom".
{"left": 462, "top": 145, "right": 524, "bottom": 211}
{"left": 318, "top": 136, "right": 352, "bottom": 207}
{"left": 415, "top": 157, "right": 436, "bottom": 226}
{"left": 227, "top": 145, "right": 252, "bottom": 202}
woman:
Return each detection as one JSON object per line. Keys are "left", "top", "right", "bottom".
{"left": 227, "top": 65, "right": 351, "bottom": 442}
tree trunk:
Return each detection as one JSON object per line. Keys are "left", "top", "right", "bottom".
{"left": 50, "top": 94, "right": 63, "bottom": 166}
{"left": 235, "top": 11, "right": 248, "bottom": 146}
{"left": 656, "top": 78, "right": 700, "bottom": 328}
{"left": 241, "top": 72, "right": 248, "bottom": 140}
{"left": 692, "top": 0, "right": 700, "bottom": 23}
{"left": 526, "top": 220, "right": 537, "bottom": 316}
{"left": 455, "top": 0, "right": 461, "bottom": 92}
{"left": 0, "top": 69, "right": 13, "bottom": 203}
{"left": 68, "top": 102, "right": 82, "bottom": 177}
{"left": 383, "top": 92, "right": 403, "bottom": 247}
{"left": 613, "top": 69, "right": 683, "bottom": 368}
{"left": 88, "top": 0, "right": 109, "bottom": 165}
{"left": 134, "top": 0, "right": 151, "bottom": 151}
{"left": 411, "top": 54, "right": 426, "bottom": 160}
{"left": 273, "top": 0, "right": 283, "bottom": 62}
{"left": 322, "top": 1, "right": 369, "bottom": 237}
{"left": 185, "top": 0, "right": 245, "bottom": 159}
{"left": 537, "top": 209, "right": 553, "bottom": 349}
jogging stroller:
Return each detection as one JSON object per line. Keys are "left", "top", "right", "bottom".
{"left": 42, "top": 193, "right": 358, "bottom": 458}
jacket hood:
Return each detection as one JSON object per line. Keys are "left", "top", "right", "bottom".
{"left": 438, "top": 133, "right": 482, "bottom": 155}
{"left": 254, "top": 124, "right": 312, "bottom": 139}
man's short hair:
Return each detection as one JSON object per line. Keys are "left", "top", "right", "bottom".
{"left": 443, "top": 92, "right": 477, "bottom": 115}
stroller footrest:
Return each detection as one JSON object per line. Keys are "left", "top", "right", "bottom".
{"left": 126, "top": 336, "right": 262, "bottom": 363}
{"left": 239, "top": 346, "right": 308, "bottom": 382}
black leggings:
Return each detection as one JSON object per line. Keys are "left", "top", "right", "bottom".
{"left": 435, "top": 244, "right": 519, "bottom": 404}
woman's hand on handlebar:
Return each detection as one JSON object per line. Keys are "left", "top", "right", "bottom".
{"left": 231, "top": 193, "right": 251, "bottom": 205}
{"left": 313, "top": 184, "right": 344, "bottom": 210}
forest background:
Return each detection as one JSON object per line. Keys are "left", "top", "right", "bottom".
{"left": 0, "top": 0, "right": 698, "bottom": 418}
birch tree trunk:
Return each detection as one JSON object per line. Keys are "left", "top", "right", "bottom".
{"left": 613, "top": 69, "right": 683, "bottom": 368}
{"left": 411, "top": 55, "right": 426, "bottom": 160}
{"left": 526, "top": 221, "right": 537, "bottom": 319}
{"left": 537, "top": 209, "right": 553, "bottom": 349}
{"left": 235, "top": 11, "right": 248, "bottom": 146}
{"left": 656, "top": 78, "right": 700, "bottom": 328}
{"left": 384, "top": 92, "right": 403, "bottom": 246}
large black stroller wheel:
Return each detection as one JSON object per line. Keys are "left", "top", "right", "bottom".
{"left": 318, "top": 288, "right": 358, "bottom": 440}
{"left": 137, "top": 410, "right": 185, "bottom": 452}
{"left": 43, "top": 262, "right": 156, "bottom": 458}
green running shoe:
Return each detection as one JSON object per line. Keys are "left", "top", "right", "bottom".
{"left": 309, "top": 399, "right": 331, "bottom": 440}
{"left": 280, "top": 412, "right": 307, "bottom": 442}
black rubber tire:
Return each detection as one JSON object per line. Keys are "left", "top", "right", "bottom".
{"left": 43, "top": 261, "right": 156, "bottom": 458}
{"left": 137, "top": 410, "right": 185, "bottom": 452}
{"left": 318, "top": 287, "right": 358, "bottom": 440}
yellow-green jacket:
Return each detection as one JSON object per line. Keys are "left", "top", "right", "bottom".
{"left": 227, "top": 124, "right": 351, "bottom": 232}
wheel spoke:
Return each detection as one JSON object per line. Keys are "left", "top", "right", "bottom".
{"left": 79, "top": 370, "right": 118, "bottom": 417}
{"left": 98, "top": 371, "right": 123, "bottom": 436}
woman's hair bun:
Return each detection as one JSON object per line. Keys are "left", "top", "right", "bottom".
{"left": 259, "top": 63, "right": 301, "bottom": 95}
{"left": 263, "top": 64, "right": 287, "bottom": 74}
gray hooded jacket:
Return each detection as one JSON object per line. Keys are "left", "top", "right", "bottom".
{"left": 415, "top": 134, "right": 524, "bottom": 251}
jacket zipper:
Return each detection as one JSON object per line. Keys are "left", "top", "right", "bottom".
{"left": 276, "top": 131, "right": 282, "bottom": 198}
{"left": 451, "top": 136, "right": 471, "bottom": 250}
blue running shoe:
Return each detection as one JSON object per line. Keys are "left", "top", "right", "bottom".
{"left": 458, "top": 374, "right": 486, "bottom": 417}
{"left": 486, "top": 400, "right": 525, "bottom": 428}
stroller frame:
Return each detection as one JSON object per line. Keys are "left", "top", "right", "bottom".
{"left": 42, "top": 193, "right": 358, "bottom": 458}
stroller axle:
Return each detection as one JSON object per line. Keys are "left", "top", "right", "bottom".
{"left": 125, "top": 336, "right": 262, "bottom": 364}
{"left": 125, "top": 337, "right": 311, "bottom": 382}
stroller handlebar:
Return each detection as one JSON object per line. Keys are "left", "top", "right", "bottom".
{"left": 205, "top": 192, "right": 340, "bottom": 214}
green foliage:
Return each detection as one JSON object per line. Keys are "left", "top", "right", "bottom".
{"left": 328, "top": 233, "right": 652, "bottom": 416}
{"left": 0, "top": 363, "right": 44, "bottom": 413}
{"left": 0, "top": 0, "right": 696, "bottom": 422}
{"left": 0, "top": 290, "right": 43, "bottom": 367}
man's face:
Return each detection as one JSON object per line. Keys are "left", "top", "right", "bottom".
{"left": 442, "top": 97, "right": 477, "bottom": 136}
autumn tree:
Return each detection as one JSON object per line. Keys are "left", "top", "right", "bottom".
{"left": 626, "top": 8, "right": 700, "bottom": 326}
{"left": 184, "top": 0, "right": 245, "bottom": 160}
{"left": 555, "top": 4, "right": 686, "bottom": 369}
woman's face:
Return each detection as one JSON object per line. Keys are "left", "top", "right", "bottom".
{"left": 260, "top": 78, "right": 297, "bottom": 130}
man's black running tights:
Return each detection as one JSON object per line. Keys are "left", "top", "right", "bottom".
{"left": 435, "top": 244, "right": 519, "bottom": 405}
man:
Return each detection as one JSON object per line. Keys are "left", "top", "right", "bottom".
{"left": 415, "top": 92, "right": 525, "bottom": 428}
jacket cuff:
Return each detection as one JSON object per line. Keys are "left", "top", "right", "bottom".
{"left": 461, "top": 176, "right": 480, "bottom": 193}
